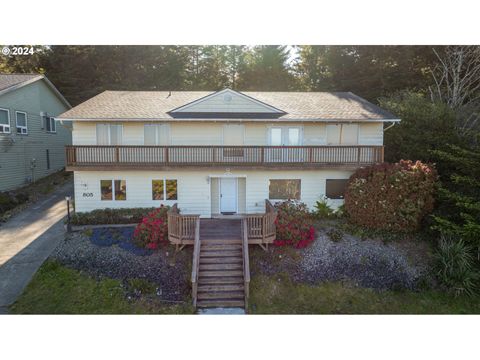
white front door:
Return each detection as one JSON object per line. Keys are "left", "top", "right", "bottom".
{"left": 220, "top": 178, "right": 237, "bottom": 213}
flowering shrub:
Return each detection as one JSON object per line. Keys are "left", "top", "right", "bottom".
{"left": 273, "top": 201, "right": 315, "bottom": 248}
{"left": 344, "top": 160, "right": 437, "bottom": 232}
{"left": 133, "top": 206, "right": 169, "bottom": 249}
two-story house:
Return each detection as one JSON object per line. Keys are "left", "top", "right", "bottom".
{"left": 58, "top": 89, "right": 399, "bottom": 216}
{"left": 0, "top": 74, "right": 72, "bottom": 191}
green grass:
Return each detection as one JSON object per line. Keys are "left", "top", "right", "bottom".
{"left": 248, "top": 273, "right": 480, "bottom": 314}
{"left": 10, "top": 260, "right": 194, "bottom": 314}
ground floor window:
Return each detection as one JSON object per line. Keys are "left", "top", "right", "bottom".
{"left": 101, "top": 179, "right": 126, "bottom": 200}
{"left": 326, "top": 179, "right": 349, "bottom": 199}
{"left": 152, "top": 179, "right": 177, "bottom": 200}
{"left": 269, "top": 179, "right": 301, "bottom": 200}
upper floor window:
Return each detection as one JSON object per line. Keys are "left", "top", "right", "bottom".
{"left": 46, "top": 116, "right": 56, "bottom": 133}
{"left": 326, "top": 124, "right": 358, "bottom": 145}
{"left": 144, "top": 124, "right": 169, "bottom": 145}
{"left": 269, "top": 126, "right": 302, "bottom": 145}
{"left": 15, "top": 111, "right": 28, "bottom": 135}
{"left": 97, "top": 123, "right": 123, "bottom": 145}
{"left": 0, "top": 108, "right": 10, "bottom": 134}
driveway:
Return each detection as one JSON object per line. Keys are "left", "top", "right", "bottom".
{"left": 0, "top": 181, "right": 74, "bottom": 313}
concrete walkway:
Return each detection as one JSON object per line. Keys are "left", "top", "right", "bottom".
{"left": 0, "top": 182, "right": 74, "bottom": 313}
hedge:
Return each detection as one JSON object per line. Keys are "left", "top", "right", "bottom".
{"left": 70, "top": 207, "right": 165, "bottom": 225}
{"left": 344, "top": 160, "right": 437, "bottom": 232}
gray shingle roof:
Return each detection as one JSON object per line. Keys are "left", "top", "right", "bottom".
{"left": 0, "top": 74, "right": 42, "bottom": 92}
{"left": 57, "top": 90, "right": 398, "bottom": 121}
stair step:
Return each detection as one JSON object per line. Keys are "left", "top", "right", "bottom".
{"left": 198, "top": 284, "right": 244, "bottom": 292}
{"left": 196, "top": 299, "right": 245, "bottom": 308}
{"left": 199, "top": 263, "right": 242, "bottom": 271}
{"left": 200, "top": 250, "right": 242, "bottom": 257}
{"left": 197, "top": 291, "right": 244, "bottom": 300}
{"left": 199, "top": 270, "right": 243, "bottom": 277}
{"left": 201, "top": 239, "right": 242, "bottom": 245}
{"left": 200, "top": 256, "right": 242, "bottom": 264}
{"left": 201, "top": 244, "right": 242, "bottom": 251}
{"left": 198, "top": 276, "right": 244, "bottom": 285}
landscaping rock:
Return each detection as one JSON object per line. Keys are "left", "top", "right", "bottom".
{"left": 51, "top": 230, "right": 191, "bottom": 301}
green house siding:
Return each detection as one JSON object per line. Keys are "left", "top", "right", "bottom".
{"left": 0, "top": 79, "right": 71, "bottom": 191}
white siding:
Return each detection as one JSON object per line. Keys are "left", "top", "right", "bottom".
{"left": 303, "top": 123, "right": 326, "bottom": 145}
{"left": 358, "top": 123, "right": 383, "bottom": 145}
{"left": 74, "top": 169, "right": 353, "bottom": 215}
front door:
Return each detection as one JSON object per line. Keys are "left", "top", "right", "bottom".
{"left": 220, "top": 178, "right": 237, "bottom": 214}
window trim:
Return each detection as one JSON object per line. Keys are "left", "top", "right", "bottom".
{"left": 151, "top": 178, "right": 178, "bottom": 201}
{"left": 0, "top": 108, "right": 11, "bottom": 134}
{"left": 46, "top": 116, "right": 57, "bottom": 133}
{"left": 15, "top": 111, "right": 28, "bottom": 135}
{"left": 268, "top": 179, "right": 302, "bottom": 201}
{"left": 100, "top": 179, "right": 127, "bottom": 201}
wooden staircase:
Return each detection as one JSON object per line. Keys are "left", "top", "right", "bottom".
{"left": 193, "top": 219, "right": 249, "bottom": 309}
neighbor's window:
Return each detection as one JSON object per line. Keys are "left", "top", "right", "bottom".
{"left": 46, "top": 117, "right": 56, "bottom": 133}
{"left": 0, "top": 108, "right": 10, "bottom": 133}
{"left": 152, "top": 179, "right": 177, "bottom": 200}
{"left": 326, "top": 179, "right": 349, "bottom": 199}
{"left": 269, "top": 179, "right": 301, "bottom": 200}
{"left": 101, "top": 179, "right": 126, "bottom": 201}
{"left": 15, "top": 111, "right": 28, "bottom": 134}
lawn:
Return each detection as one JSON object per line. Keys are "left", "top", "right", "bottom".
{"left": 248, "top": 273, "right": 480, "bottom": 314}
{"left": 10, "top": 260, "right": 194, "bottom": 314}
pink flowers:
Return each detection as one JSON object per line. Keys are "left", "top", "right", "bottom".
{"left": 133, "top": 206, "right": 169, "bottom": 249}
{"left": 273, "top": 201, "right": 315, "bottom": 249}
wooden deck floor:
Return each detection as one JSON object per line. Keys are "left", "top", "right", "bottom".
{"left": 200, "top": 219, "right": 242, "bottom": 241}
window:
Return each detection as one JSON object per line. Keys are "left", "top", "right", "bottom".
{"left": 269, "top": 126, "right": 302, "bottom": 145}
{"left": 96, "top": 124, "right": 123, "bottom": 145}
{"left": 152, "top": 179, "right": 177, "bottom": 200}
{"left": 269, "top": 179, "right": 301, "bottom": 200}
{"left": 15, "top": 111, "right": 28, "bottom": 134}
{"left": 101, "top": 179, "right": 126, "bottom": 201}
{"left": 46, "top": 116, "right": 56, "bottom": 133}
{"left": 0, "top": 108, "right": 10, "bottom": 133}
{"left": 326, "top": 124, "right": 359, "bottom": 145}
{"left": 326, "top": 179, "right": 349, "bottom": 199}
{"left": 144, "top": 124, "right": 169, "bottom": 145}
{"left": 46, "top": 149, "right": 50, "bottom": 170}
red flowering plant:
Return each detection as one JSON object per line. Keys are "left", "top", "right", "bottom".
{"left": 273, "top": 200, "right": 316, "bottom": 248}
{"left": 133, "top": 206, "right": 169, "bottom": 250}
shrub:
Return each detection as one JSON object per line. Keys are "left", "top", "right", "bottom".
{"left": 344, "top": 160, "right": 437, "bottom": 232}
{"left": 133, "top": 206, "right": 169, "bottom": 249}
{"left": 327, "top": 228, "right": 343, "bottom": 242}
{"left": 274, "top": 201, "right": 315, "bottom": 248}
{"left": 313, "top": 197, "right": 335, "bottom": 219}
{"left": 434, "top": 235, "right": 479, "bottom": 297}
{"left": 70, "top": 207, "right": 160, "bottom": 225}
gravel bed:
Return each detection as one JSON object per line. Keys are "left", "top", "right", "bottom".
{"left": 253, "top": 226, "right": 429, "bottom": 291}
{"left": 51, "top": 230, "right": 191, "bottom": 301}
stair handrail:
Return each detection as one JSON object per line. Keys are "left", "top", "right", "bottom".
{"left": 242, "top": 219, "right": 250, "bottom": 309}
{"left": 191, "top": 217, "right": 201, "bottom": 307}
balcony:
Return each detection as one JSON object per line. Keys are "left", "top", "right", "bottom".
{"left": 65, "top": 145, "right": 384, "bottom": 171}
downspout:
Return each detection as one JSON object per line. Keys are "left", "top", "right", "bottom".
{"left": 383, "top": 121, "right": 396, "bottom": 132}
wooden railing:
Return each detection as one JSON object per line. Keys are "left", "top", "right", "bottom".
{"left": 245, "top": 200, "right": 277, "bottom": 248}
{"left": 167, "top": 204, "right": 200, "bottom": 248}
{"left": 242, "top": 219, "right": 250, "bottom": 309}
{"left": 66, "top": 145, "right": 384, "bottom": 168}
{"left": 191, "top": 217, "right": 201, "bottom": 307}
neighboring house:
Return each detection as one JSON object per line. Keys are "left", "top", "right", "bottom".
{"left": 0, "top": 74, "right": 72, "bottom": 191}
{"left": 58, "top": 89, "right": 399, "bottom": 216}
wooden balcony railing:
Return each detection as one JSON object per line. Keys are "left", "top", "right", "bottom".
{"left": 66, "top": 145, "right": 384, "bottom": 169}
